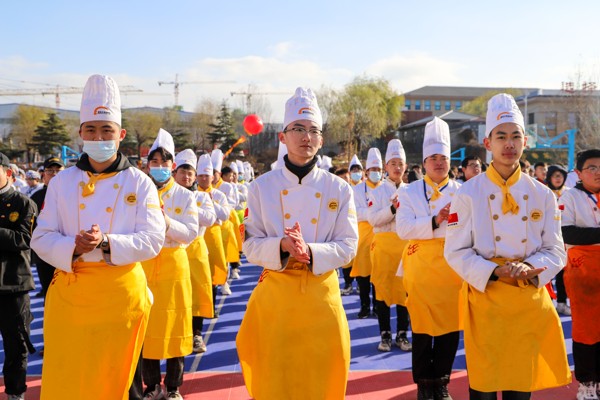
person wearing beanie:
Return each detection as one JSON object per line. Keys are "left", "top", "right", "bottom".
{"left": 24, "top": 170, "right": 43, "bottom": 197}
{"left": 367, "top": 139, "right": 412, "bottom": 354}
{"left": 351, "top": 147, "right": 384, "bottom": 317}
{"left": 445, "top": 93, "right": 570, "bottom": 399}
{"left": 558, "top": 149, "right": 600, "bottom": 400}
{"left": 31, "top": 74, "right": 165, "bottom": 400}
{"left": 396, "top": 117, "right": 463, "bottom": 400}
{"left": 196, "top": 154, "right": 230, "bottom": 316}
{"left": 236, "top": 87, "right": 358, "bottom": 400}
{"left": 136, "top": 129, "right": 198, "bottom": 400}
{"left": 545, "top": 165, "right": 571, "bottom": 317}
{"left": 172, "top": 149, "right": 217, "bottom": 354}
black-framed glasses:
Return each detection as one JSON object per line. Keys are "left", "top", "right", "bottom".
{"left": 283, "top": 127, "right": 322, "bottom": 137}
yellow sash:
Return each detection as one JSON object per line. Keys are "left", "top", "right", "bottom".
{"left": 41, "top": 261, "right": 150, "bottom": 400}
{"left": 236, "top": 263, "right": 349, "bottom": 400}
{"left": 424, "top": 175, "right": 449, "bottom": 202}
{"left": 370, "top": 232, "right": 407, "bottom": 306}
{"left": 462, "top": 257, "right": 571, "bottom": 392}
{"left": 486, "top": 162, "right": 521, "bottom": 215}
{"left": 186, "top": 236, "right": 214, "bottom": 318}
{"left": 82, "top": 171, "right": 118, "bottom": 197}
{"left": 401, "top": 238, "right": 463, "bottom": 335}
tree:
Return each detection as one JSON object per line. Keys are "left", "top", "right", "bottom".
{"left": 122, "top": 111, "right": 163, "bottom": 158}
{"left": 207, "top": 102, "right": 237, "bottom": 152}
{"left": 9, "top": 104, "right": 46, "bottom": 163}
{"left": 162, "top": 107, "right": 191, "bottom": 150}
{"left": 462, "top": 89, "right": 524, "bottom": 117}
{"left": 31, "top": 113, "right": 71, "bottom": 157}
{"left": 326, "top": 76, "right": 404, "bottom": 158}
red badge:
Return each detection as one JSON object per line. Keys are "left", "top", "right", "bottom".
{"left": 447, "top": 212, "right": 458, "bottom": 225}
{"left": 558, "top": 204, "right": 565, "bottom": 211}
{"left": 368, "top": 200, "right": 373, "bottom": 208}
{"left": 244, "top": 208, "right": 249, "bottom": 219}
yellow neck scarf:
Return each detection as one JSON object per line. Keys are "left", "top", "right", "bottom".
{"left": 157, "top": 178, "right": 175, "bottom": 208}
{"left": 424, "top": 175, "right": 450, "bottom": 202}
{"left": 198, "top": 185, "right": 213, "bottom": 194}
{"left": 366, "top": 179, "right": 379, "bottom": 189}
{"left": 213, "top": 177, "right": 223, "bottom": 189}
{"left": 486, "top": 162, "right": 521, "bottom": 215}
{"left": 82, "top": 171, "right": 119, "bottom": 197}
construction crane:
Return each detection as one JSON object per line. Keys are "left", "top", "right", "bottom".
{"left": 230, "top": 89, "right": 289, "bottom": 112}
{"left": 158, "top": 74, "right": 235, "bottom": 108}
{"left": 0, "top": 84, "right": 143, "bottom": 108}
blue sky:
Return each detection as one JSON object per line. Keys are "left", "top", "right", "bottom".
{"left": 1, "top": 0, "right": 599, "bottom": 121}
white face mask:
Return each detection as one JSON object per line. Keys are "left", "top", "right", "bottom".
{"left": 83, "top": 140, "right": 117, "bottom": 163}
{"left": 368, "top": 171, "right": 382, "bottom": 183}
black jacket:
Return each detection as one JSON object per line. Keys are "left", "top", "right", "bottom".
{"left": 0, "top": 185, "right": 37, "bottom": 294}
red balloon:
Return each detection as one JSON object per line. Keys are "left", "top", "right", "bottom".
{"left": 243, "top": 114, "right": 264, "bottom": 136}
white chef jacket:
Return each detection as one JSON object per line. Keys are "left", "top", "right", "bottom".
{"left": 160, "top": 181, "right": 198, "bottom": 248}
{"left": 444, "top": 173, "right": 566, "bottom": 292}
{"left": 353, "top": 180, "right": 380, "bottom": 223}
{"left": 214, "top": 180, "right": 237, "bottom": 209}
{"left": 396, "top": 178, "right": 461, "bottom": 240}
{"left": 31, "top": 166, "right": 166, "bottom": 272}
{"left": 559, "top": 185, "right": 600, "bottom": 243}
{"left": 193, "top": 190, "right": 217, "bottom": 237}
{"left": 243, "top": 165, "right": 358, "bottom": 275}
{"left": 367, "top": 178, "right": 405, "bottom": 233}
{"left": 209, "top": 188, "right": 230, "bottom": 223}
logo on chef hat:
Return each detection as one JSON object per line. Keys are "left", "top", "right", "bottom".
{"left": 94, "top": 106, "right": 112, "bottom": 115}
{"left": 496, "top": 111, "right": 513, "bottom": 121}
{"left": 298, "top": 107, "right": 315, "bottom": 116}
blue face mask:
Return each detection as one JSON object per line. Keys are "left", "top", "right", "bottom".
{"left": 150, "top": 167, "right": 172, "bottom": 183}
{"left": 83, "top": 140, "right": 117, "bottom": 163}
{"left": 369, "top": 171, "right": 382, "bottom": 183}
{"left": 350, "top": 172, "right": 362, "bottom": 182}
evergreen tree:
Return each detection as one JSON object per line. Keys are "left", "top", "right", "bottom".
{"left": 207, "top": 102, "right": 237, "bottom": 151}
{"left": 31, "top": 113, "right": 71, "bottom": 156}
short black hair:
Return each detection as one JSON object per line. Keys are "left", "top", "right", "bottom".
{"left": 147, "top": 147, "right": 174, "bottom": 162}
{"left": 335, "top": 167, "right": 349, "bottom": 176}
{"left": 349, "top": 164, "right": 363, "bottom": 172}
{"left": 576, "top": 149, "right": 600, "bottom": 171}
{"left": 407, "top": 170, "right": 422, "bottom": 183}
{"left": 221, "top": 166, "right": 233, "bottom": 175}
{"left": 176, "top": 164, "right": 195, "bottom": 172}
{"left": 533, "top": 162, "right": 547, "bottom": 169}
{"left": 461, "top": 156, "right": 482, "bottom": 169}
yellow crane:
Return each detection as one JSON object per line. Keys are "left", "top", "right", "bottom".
{"left": 158, "top": 74, "right": 235, "bottom": 108}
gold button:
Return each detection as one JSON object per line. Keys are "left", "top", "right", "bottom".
{"left": 523, "top": 195, "right": 529, "bottom": 200}
{"left": 285, "top": 213, "right": 291, "bottom": 219}
{"left": 79, "top": 181, "right": 85, "bottom": 187}
{"left": 450, "top": 193, "right": 454, "bottom": 196}
{"left": 113, "top": 183, "right": 119, "bottom": 189}
{"left": 167, "top": 208, "right": 172, "bottom": 212}
{"left": 431, "top": 205, "right": 436, "bottom": 209}
{"left": 315, "top": 193, "right": 321, "bottom": 198}
{"left": 106, "top": 207, "right": 113, "bottom": 213}
{"left": 495, "top": 236, "right": 501, "bottom": 242}
{"left": 282, "top": 189, "right": 288, "bottom": 195}
{"left": 77, "top": 257, "right": 84, "bottom": 263}
{"left": 311, "top": 218, "right": 317, "bottom": 224}
{"left": 493, "top": 214, "right": 499, "bottom": 220}
{"left": 490, "top": 194, "right": 495, "bottom": 200}
{"left": 165, "top": 194, "right": 170, "bottom": 199}
{"left": 521, "top": 239, "right": 527, "bottom": 243}
{"left": 79, "top": 204, "right": 85, "bottom": 210}
{"left": 6, "top": 204, "right": 10, "bottom": 207}
{"left": 522, "top": 216, "right": 528, "bottom": 221}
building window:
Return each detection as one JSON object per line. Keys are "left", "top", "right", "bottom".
{"left": 528, "top": 113, "right": 535, "bottom": 125}
{"left": 434, "top": 101, "right": 441, "bottom": 111}
{"left": 425, "top": 100, "right": 431, "bottom": 111}
{"left": 445, "top": 101, "right": 451, "bottom": 110}
{"left": 455, "top": 101, "right": 462, "bottom": 111}
{"left": 405, "top": 100, "right": 411, "bottom": 110}
{"left": 415, "top": 100, "right": 421, "bottom": 111}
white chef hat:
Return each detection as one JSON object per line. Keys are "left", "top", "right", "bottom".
{"left": 174, "top": 149, "right": 197, "bottom": 169}
{"left": 80, "top": 74, "right": 122, "bottom": 126}
{"left": 485, "top": 93, "right": 525, "bottom": 137}
{"left": 211, "top": 149, "right": 223, "bottom": 172}
{"left": 283, "top": 87, "right": 323, "bottom": 130}
{"left": 243, "top": 162, "right": 253, "bottom": 181}
{"left": 229, "top": 162, "right": 239, "bottom": 174}
{"left": 273, "top": 141, "right": 287, "bottom": 170}
{"left": 236, "top": 160, "right": 245, "bottom": 179}
{"left": 149, "top": 128, "right": 175, "bottom": 158}
{"left": 423, "top": 117, "right": 450, "bottom": 161}
{"left": 349, "top": 154, "right": 363, "bottom": 170}
{"left": 385, "top": 139, "right": 406, "bottom": 164}
{"left": 320, "top": 155, "right": 333, "bottom": 170}
{"left": 366, "top": 148, "right": 383, "bottom": 169}
{"left": 196, "top": 154, "right": 213, "bottom": 176}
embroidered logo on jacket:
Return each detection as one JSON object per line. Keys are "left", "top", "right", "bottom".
{"left": 530, "top": 209, "right": 543, "bottom": 222}
{"left": 125, "top": 193, "right": 137, "bottom": 205}
{"left": 447, "top": 212, "right": 459, "bottom": 227}
{"left": 8, "top": 211, "right": 19, "bottom": 222}
{"left": 328, "top": 200, "right": 339, "bottom": 211}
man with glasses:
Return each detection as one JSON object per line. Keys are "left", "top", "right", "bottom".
{"left": 461, "top": 156, "right": 483, "bottom": 182}
{"left": 30, "top": 157, "right": 64, "bottom": 299}
{"left": 236, "top": 87, "right": 358, "bottom": 400}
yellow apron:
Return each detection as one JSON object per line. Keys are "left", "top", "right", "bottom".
{"left": 401, "top": 238, "right": 463, "bottom": 335}
{"left": 236, "top": 261, "right": 350, "bottom": 400}
{"left": 204, "top": 224, "right": 228, "bottom": 285}
{"left": 41, "top": 261, "right": 151, "bottom": 400}
{"left": 463, "top": 258, "right": 571, "bottom": 392}
{"left": 231, "top": 209, "right": 244, "bottom": 252}
{"left": 370, "top": 232, "right": 407, "bottom": 306}
{"left": 186, "top": 236, "right": 214, "bottom": 318}
{"left": 350, "top": 221, "right": 375, "bottom": 278}
{"left": 142, "top": 247, "right": 193, "bottom": 359}
{"left": 221, "top": 212, "right": 241, "bottom": 263}
{"left": 564, "top": 245, "right": 600, "bottom": 344}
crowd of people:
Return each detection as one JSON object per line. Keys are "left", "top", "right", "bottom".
{"left": 0, "top": 76, "right": 597, "bottom": 400}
